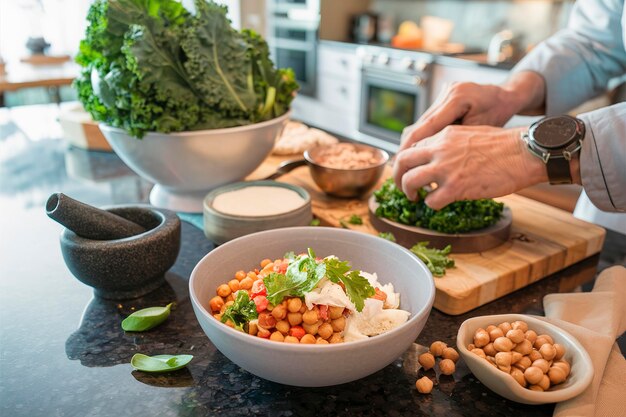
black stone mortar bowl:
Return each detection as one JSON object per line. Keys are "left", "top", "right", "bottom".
{"left": 60, "top": 205, "right": 181, "bottom": 300}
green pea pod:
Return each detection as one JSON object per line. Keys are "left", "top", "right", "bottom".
{"left": 130, "top": 353, "right": 193, "bottom": 373}
{"left": 121, "top": 303, "right": 173, "bottom": 332}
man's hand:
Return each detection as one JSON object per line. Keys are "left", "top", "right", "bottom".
{"left": 399, "top": 71, "right": 547, "bottom": 151}
{"left": 393, "top": 125, "right": 549, "bottom": 210}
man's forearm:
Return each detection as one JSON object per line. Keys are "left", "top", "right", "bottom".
{"left": 501, "top": 71, "right": 547, "bottom": 116}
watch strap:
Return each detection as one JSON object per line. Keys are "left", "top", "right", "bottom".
{"left": 546, "top": 156, "right": 572, "bottom": 185}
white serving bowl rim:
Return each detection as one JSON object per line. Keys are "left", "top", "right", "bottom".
{"left": 189, "top": 226, "right": 435, "bottom": 352}
{"left": 457, "top": 313, "right": 594, "bottom": 404}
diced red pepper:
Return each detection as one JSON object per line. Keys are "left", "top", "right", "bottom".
{"left": 289, "top": 326, "right": 306, "bottom": 340}
{"left": 273, "top": 262, "right": 288, "bottom": 274}
{"left": 319, "top": 305, "right": 329, "bottom": 321}
{"left": 254, "top": 295, "right": 269, "bottom": 312}
{"left": 251, "top": 280, "right": 267, "bottom": 297}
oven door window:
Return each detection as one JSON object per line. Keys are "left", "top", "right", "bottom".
{"left": 367, "top": 86, "right": 416, "bottom": 133}
{"left": 276, "top": 48, "right": 308, "bottom": 85}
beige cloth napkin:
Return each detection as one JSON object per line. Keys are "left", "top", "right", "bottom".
{"left": 540, "top": 265, "right": 626, "bottom": 417}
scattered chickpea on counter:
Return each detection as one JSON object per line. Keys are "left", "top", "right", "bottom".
{"left": 468, "top": 320, "right": 571, "bottom": 391}
{"left": 415, "top": 340, "right": 459, "bottom": 394}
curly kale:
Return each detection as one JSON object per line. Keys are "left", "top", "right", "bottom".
{"left": 74, "top": 0, "right": 298, "bottom": 138}
{"left": 374, "top": 178, "right": 504, "bottom": 234}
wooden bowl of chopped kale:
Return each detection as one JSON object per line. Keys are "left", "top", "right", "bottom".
{"left": 369, "top": 179, "right": 512, "bottom": 253}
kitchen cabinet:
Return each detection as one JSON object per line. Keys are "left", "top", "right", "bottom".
{"left": 316, "top": 42, "right": 360, "bottom": 114}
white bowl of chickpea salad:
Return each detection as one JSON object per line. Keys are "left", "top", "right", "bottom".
{"left": 189, "top": 226, "right": 435, "bottom": 387}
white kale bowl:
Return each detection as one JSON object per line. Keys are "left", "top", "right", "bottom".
{"left": 99, "top": 112, "right": 289, "bottom": 213}
{"left": 189, "top": 226, "right": 435, "bottom": 387}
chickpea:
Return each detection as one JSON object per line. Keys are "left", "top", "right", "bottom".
{"left": 534, "top": 336, "right": 550, "bottom": 349}
{"left": 510, "top": 367, "right": 527, "bottom": 387}
{"left": 216, "top": 284, "right": 231, "bottom": 298}
{"left": 248, "top": 322, "right": 258, "bottom": 336}
{"left": 493, "top": 337, "right": 514, "bottom": 352}
{"left": 302, "top": 308, "right": 319, "bottom": 325}
{"left": 213, "top": 313, "right": 222, "bottom": 321}
{"left": 528, "top": 385, "right": 544, "bottom": 392}
{"left": 328, "top": 306, "right": 344, "bottom": 320}
{"left": 467, "top": 343, "right": 476, "bottom": 351}
{"left": 486, "top": 325, "right": 498, "bottom": 333}
{"left": 513, "top": 339, "right": 533, "bottom": 356}
{"left": 287, "top": 312, "right": 303, "bottom": 326}
{"left": 539, "top": 343, "right": 556, "bottom": 361}
{"left": 270, "top": 331, "right": 285, "bottom": 342}
{"left": 415, "top": 376, "right": 434, "bottom": 394}
{"left": 271, "top": 304, "right": 287, "bottom": 321}
{"left": 528, "top": 349, "right": 543, "bottom": 362}
{"left": 266, "top": 303, "right": 275, "bottom": 312}
{"left": 257, "top": 327, "right": 270, "bottom": 338}
{"left": 234, "top": 270, "right": 246, "bottom": 281}
{"left": 471, "top": 348, "right": 487, "bottom": 359}
{"left": 498, "top": 322, "right": 513, "bottom": 334}
{"left": 532, "top": 358, "right": 550, "bottom": 374}
{"left": 473, "top": 329, "right": 490, "bottom": 348}
{"left": 418, "top": 352, "right": 436, "bottom": 370}
{"left": 442, "top": 347, "right": 459, "bottom": 363}
{"left": 331, "top": 316, "right": 346, "bottom": 332}
{"left": 328, "top": 333, "right": 343, "bottom": 344}
{"left": 224, "top": 300, "right": 234, "bottom": 308}
{"left": 239, "top": 277, "right": 254, "bottom": 290}
{"left": 284, "top": 335, "right": 299, "bottom": 344}
{"left": 439, "top": 359, "right": 455, "bottom": 375}
{"left": 539, "top": 334, "right": 554, "bottom": 345}
{"left": 506, "top": 329, "right": 525, "bottom": 344}
{"left": 316, "top": 337, "right": 329, "bottom": 344}
{"left": 548, "top": 366, "right": 567, "bottom": 385}
{"left": 511, "top": 320, "right": 529, "bottom": 333}
{"left": 538, "top": 374, "right": 551, "bottom": 391}
{"left": 552, "top": 360, "right": 571, "bottom": 376}
{"left": 483, "top": 343, "right": 497, "bottom": 357}
{"left": 514, "top": 356, "right": 532, "bottom": 371}
{"left": 224, "top": 319, "right": 235, "bottom": 328}
{"left": 302, "top": 320, "right": 320, "bottom": 335}
{"left": 510, "top": 351, "right": 523, "bottom": 365}
{"left": 209, "top": 296, "right": 224, "bottom": 312}
{"left": 524, "top": 366, "right": 544, "bottom": 385}
{"left": 247, "top": 271, "right": 258, "bottom": 281}
{"left": 430, "top": 341, "right": 447, "bottom": 357}
{"left": 225, "top": 293, "right": 235, "bottom": 303}
{"left": 287, "top": 298, "right": 302, "bottom": 313}
{"left": 524, "top": 330, "right": 538, "bottom": 344}
{"left": 260, "top": 258, "right": 272, "bottom": 268}
{"left": 317, "top": 323, "right": 333, "bottom": 339}
{"left": 228, "top": 279, "right": 240, "bottom": 292}
{"left": 300, "top": 334, "right": 316, "bottom": 344}
{"left": 489, "top": 327, "right": 505, "bottom": 342}
{"left": 299, "top": 305, "right": 307, "bottom": 314}
{"left": 275, "top": 320, "right": 290, "bottom": 334}
{"left": 553, "top": 343, "right": 566, "bottom": 361}
{"left": 495, "top": 352, "right": 512, "bottom": 373}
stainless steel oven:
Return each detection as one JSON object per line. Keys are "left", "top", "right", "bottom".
{"left": 358, "top": 46, "right": 433, "bottom": 145}
{"left": 267, "top": 1, "right": 319, "bottom": 97}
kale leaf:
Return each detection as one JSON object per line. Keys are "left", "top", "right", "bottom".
{"left": 221, "top": 291, "right": 258, "bottom": 331}
{"left": 410, "top": 242, "right": 455, "bottom": 277}
{"left": 75, "top": 0, "right": 298, "bottom": 138}
{"left": 373, "top": 178, "right": 504, "bottom": 234}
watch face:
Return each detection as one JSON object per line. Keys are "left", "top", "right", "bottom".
{"left": 531, "top": 116, "right": 580, "bottom": 149}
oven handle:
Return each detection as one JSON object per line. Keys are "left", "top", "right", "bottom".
{"left": 363, "top": 69, "right": 427, "bottom": 88}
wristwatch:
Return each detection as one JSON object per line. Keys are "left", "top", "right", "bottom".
{"left": 522, "top": 115, "right": 585, "bottom": 185}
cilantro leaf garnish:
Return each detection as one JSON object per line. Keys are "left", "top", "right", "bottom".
{"left": 324, "top": 257, "right": 375, "bottom": 312}
{"left": 221, "top": 291, "right": 258, "bottom": 331}
{"left": 410, "top": 241, "right": 455, "bottom": 277}
{"left": 264, "top": 249, "right": 326, "bottom": 306}
{"left": 348, "top": 214, "right": 363, "bottom": 225}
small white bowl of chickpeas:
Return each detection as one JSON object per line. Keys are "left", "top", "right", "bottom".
{"left": 456, "top": 314, "right": 593, "bottom": 405}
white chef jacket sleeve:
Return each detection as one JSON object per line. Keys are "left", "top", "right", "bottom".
{"left": 577, "top": 103, "right": 626, "bottom": 212}
{"left": 512, "top": 0, "right": 626, "bottom": 115}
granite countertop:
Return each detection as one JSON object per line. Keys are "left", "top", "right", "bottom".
{"left": 1, "top": 105, "right": 624, "bottom": 417}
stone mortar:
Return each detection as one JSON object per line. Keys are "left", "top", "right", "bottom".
{"left": 60, "top": 205, "right": 181, "bottom": 300}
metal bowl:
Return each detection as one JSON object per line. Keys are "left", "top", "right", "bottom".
{"left": 304, "top": 143, "right": 389, "bottom": 198}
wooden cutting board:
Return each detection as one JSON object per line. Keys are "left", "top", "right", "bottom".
{"left": 249, "top": 158, "right": 607, "bottom": 315}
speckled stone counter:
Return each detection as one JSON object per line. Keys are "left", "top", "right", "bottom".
{"left": 1, "top": 105, "right": 624, "bottom": 417}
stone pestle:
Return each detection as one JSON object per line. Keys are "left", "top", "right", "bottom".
{"left": 46, "top": 193, "right": 146, "bottom": 240}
